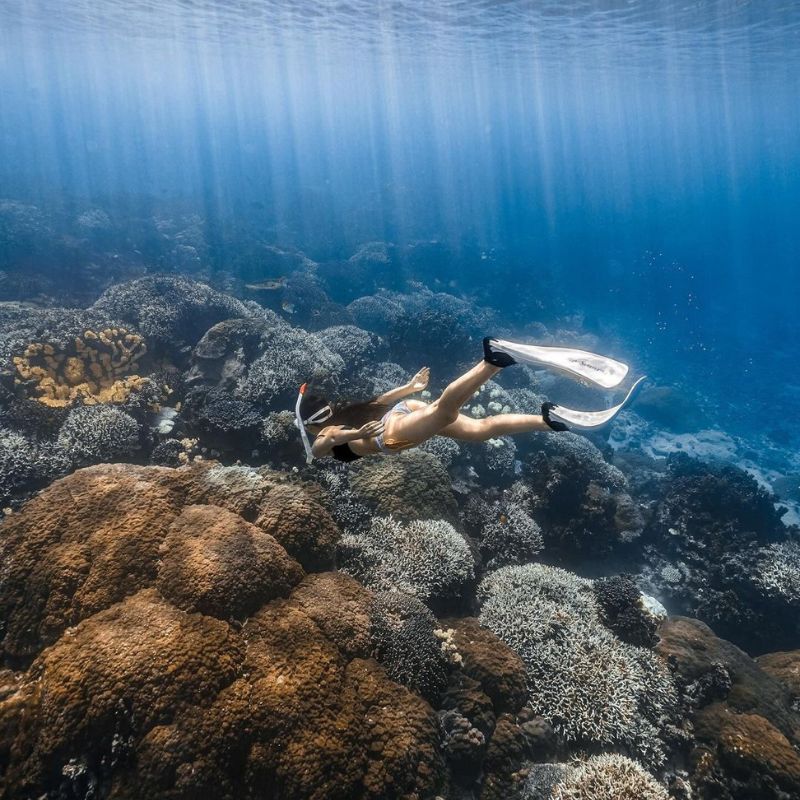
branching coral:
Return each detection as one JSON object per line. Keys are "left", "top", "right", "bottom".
{"left": 478, "top": 564, "right": 678, "bottom": 767}
{"left": 12, "top": 327, "right": 148, "bottom": 407}
{"left": 464, "top": 489, "right": 543, "bottom": 570}
{"left": 57, "top": 405, "right": 141, "bottom": 466}
{"left": 549, "top": 754, "right": 669, "bottom": 800}
{"left": 340, "top": 515, "right": 475, "bottom": 602}
{"left": 751, "top": 541, "right": 800, "bottom": 605}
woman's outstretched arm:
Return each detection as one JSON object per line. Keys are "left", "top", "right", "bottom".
{"left": 375, "top": 367, "right": 430, "bottom": 405}
{"left": 311, "top": 421, "right": 385, "bottom": 457}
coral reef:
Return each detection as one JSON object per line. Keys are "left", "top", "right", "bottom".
{"left": 255, "top": 483, "right": 342, "bottom": 571}
{"left": 463, "top": 485, "right": 544, "bottom": 570}
{"left": 593, "top": 574, "right": 659, "bottom": 648}
{"left": 478, "top": 563, "right": 678, "bottom": 767}
{"left": 340, "top": 515, "right": 475, "bottom": 602}
{"left": 57, "top": 404, "right": 141, "bottom": 466}
{"left": 0, "top": 462, "right": 448, "bottom": 800}
{"left": 544, "top": 754, "right": 669, "bottom": 800}
{"left": 348, "top": 449, "right": 459, "bottom": 521}
{"left": 522, "top": 431, "right": 644, "bottom": 555}
{"left": 91, "top": 275, "right": 260, "bottom": 349}
{"left": 12, "top": 326, "right": 148, "bottom": 407}
{"left": 658, "top": 616, "right": 800, "bottom": 799}
{"left": 641, "top": 454, "right": 793, "bottom": 652}
{"left": 369, "top": 590, "right": 450, "bottom": 702}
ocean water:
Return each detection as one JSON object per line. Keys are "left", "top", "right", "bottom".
{"left": 1, "top": 3, "right": 800, "bottom": 798}
{"left": 2, "top": 1, "right": 799, "bottom": 449}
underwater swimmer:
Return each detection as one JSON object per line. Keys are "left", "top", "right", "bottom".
{"left": 295, "top": 337, "right": 645, "bottom": 464}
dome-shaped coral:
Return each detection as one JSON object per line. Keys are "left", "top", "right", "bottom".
{"left": 255, "top": 484, "right": 342, "bottom": 571}
{"left": 156, "top": 504, "right": 303, "bottom": 619}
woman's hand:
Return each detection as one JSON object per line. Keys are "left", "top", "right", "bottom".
{"left": 357, "top": 420, "right": 385, "bottom": 440}
{"left": 409, "top": 367, "right": 430, "bottom": 392}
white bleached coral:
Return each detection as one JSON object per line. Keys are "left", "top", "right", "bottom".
{"left": 550, "top": 754, "right": 669, "bottom": 800}
{"left": 57, "top": 405, "right": 140, "bottom": 466}
{"left": 752, "top": 541, "right": 800, "bottom": 604}
{"left": 478, "top": 564, "right": 677, "bottom": 767}
{"left": 340, "top": 515, "right": 475, "bottom": 602}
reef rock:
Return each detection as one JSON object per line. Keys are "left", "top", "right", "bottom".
{"left": 658, "top": 616, "right": 800, "bottom": 799}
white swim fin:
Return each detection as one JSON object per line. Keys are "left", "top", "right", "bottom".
{"left": 548, "top": 376, "right": 647, "bottom": 429}
{"left": 488, "top": 337, "right": 629, "bottom": 389}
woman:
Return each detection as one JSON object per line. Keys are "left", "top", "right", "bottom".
{"left": 295, "top": 337, "right": 570, "bottom": 464}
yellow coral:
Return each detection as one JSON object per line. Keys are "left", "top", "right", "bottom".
{"left": 13, "top": 328, "right": 152, "bottom": 408}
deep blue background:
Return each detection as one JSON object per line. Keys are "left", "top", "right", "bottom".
{"left": 1, "top": 1, "right": 798, "bottom": 440}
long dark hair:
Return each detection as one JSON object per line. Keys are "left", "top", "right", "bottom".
{"left": 301, "top": 392, "right": 390, "bottom": 429}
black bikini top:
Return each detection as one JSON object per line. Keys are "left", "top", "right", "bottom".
{"left": 331, "top": 443, "right": 362, "bottom": 463}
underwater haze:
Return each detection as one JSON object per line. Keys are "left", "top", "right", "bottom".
{"left": 5, "top": 3, "right": 800, "bottom": 800}
{"left": 3, "top": 1, "right": 800, "bottom": 440}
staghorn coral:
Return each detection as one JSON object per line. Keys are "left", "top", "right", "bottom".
{"left": 340, "top": 515, "right": 475, "bottom": 602}
{"left": 751, "top": 540, "right": 800, "bottom": 605}
{"left": 57, "top": 404, "right": 141, "bottom": 466}
{"left": 478, "top": 564, "right": 678, "bottom": 767}
{"left": 12, "top": 326, "right": 149, "bottom": 407}
{"left": 547, "top": 754, "right": 669, "bottom": 800}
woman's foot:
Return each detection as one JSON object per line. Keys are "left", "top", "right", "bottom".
{"left": 541, "top": 401, "right": 570, "bottom": 431}
{"left": 483, "top": 337, "right": 517, "bottom": 368}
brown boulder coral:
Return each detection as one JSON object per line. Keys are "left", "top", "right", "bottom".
{"left": 0, "top": 589, "right": 245, "bottom": 797}
{"left": 0, "top": 462, "right": 341, "bottom": 663}
{"left": 255, "top": 483, "right": 341, "bottom": 571}
{"left": 0, "top": 464, "right": 185, "bottom": 661}
{"left": 658, "top": 616, "right": 800, "bottom": 798}
{"left": 156, "top": 504, "right": 304, "bottom": 619}
{"left": 349, "top": 449, "right": 459, "bottom": 522}
{"left": 289, "top": 571, "right": 374, "bottom": 659}
{"left": 756, "top": 649, "right": 800, "bottom": 701}
{"left": 0, "top": 462, "right": 446, "bottom": 800}
{"left": 444, "top": 616, "right": 528, "bottom": 714}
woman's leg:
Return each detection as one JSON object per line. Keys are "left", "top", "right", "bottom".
{"left": 388, "top": 361, "right": 501, "bottom": 443}
{"left": 439, "top": 412, "right": 551, "bottom": 441}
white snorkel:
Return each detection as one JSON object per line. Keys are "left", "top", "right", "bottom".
{"left": 294, "top": 383, "right": 333, "bottom": 465}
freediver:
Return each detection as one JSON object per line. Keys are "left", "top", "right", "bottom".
{"left": 295, "top": 337, "right": 644, "bottom": 464}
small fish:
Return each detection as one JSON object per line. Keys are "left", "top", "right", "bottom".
{"left": 499, "top": 513, "right": 508, "bottom": 524}
{"left": 245, "top": 278, "right": 287, "bottom": 291}
{"left": 281, "top": 301, "right": 296, "bottom": 314}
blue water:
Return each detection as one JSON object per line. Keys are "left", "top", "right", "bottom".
{"left": 1, "top": 0, "right": 799, "bottom": 447}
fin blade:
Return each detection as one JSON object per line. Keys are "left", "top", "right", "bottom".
{"left": 549, "top": 376, "right": 647, "bottom": 428}
{"left": 492, "top": 338, "right": 629, "bottom": 389}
